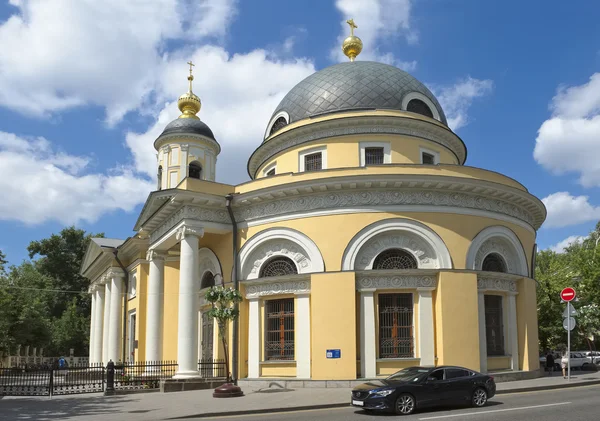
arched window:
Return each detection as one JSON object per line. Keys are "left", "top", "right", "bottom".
{"left": 189, "top": 161, "right": 202, "bottom": 179}
{"left": 157, "top": 165, "right": 163, "bottom": 190}
{"left": 259, "top": 256, "right": 298, "bottom": 278}
{"left": 269, "top": 117, "right": 287, "bottom": 136}
{"left": 407, "top": 98, "right": 434, "bottom": 118}
{"left": 128, "top": 274, "right": 137, "bottom": 298}
{"left": 201, "top": 271, "right": 215, "bottom": 289}
{"left": 373, "top": 248, "right": 418, "bottom": 270}
{"left": 482, "top": 253, "right": 507, "bottom": 273}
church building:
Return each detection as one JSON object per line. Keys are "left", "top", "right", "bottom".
{"left": 81, "top": 21, "right": 546, "bottom": 381}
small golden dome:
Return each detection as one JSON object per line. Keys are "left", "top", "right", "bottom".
{"left": 342, "top": 19, "right": 362, "bottom": 62}
{"left": 177, "top": 62, "right": 201, "bottom": 119}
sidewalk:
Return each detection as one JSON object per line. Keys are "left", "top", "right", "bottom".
{"left": 1, "top": 371, "right": 599, "bottom": 421}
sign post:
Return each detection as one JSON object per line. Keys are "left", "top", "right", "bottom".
{"left": 560, "top": 287, "right": 577, "bottom": 381}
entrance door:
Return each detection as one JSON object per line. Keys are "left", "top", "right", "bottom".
{"left": 201, "top": 312, "right": 214, "bottom": 360}
{"left": 128, "top": 312, "right": 136, "bottom": 362}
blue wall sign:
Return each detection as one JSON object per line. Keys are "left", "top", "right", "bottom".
{"left": 326, "top": 349, "right": 341, "bottom": 359}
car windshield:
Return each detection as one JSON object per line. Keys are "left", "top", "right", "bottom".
{"left": 386, "top": 367, "right": 430, "bottom": 382}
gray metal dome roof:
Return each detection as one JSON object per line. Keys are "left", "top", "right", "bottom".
{"left": 270, "top": 61, "right": 447, "bottom": 127}
{"left": 158, "top": 117, "right": 216, "bottom": 141}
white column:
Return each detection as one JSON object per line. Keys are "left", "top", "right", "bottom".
{"left": 102, "top": 280, "right": 112, "bottom": 364}
{"left": 296, "top": 293, "right": 311, "bottom": 378}
{"left": 478, "top": 291, "right": 488, "bottom": 374}
{"left": 180, "top": 144, "right": 189, "bottom": 182}
{"left": 174, "top": 225, "right": 203, "bottom": 378}
{"left": 360, "top": 290, "right": 376, "bottom": 378}
{"left": 93, "top": 288, "right": 105, "bottom": 364}
{"left": 146, "top": 250, "right": 165, "bottom": 362}
{"left": 89, "top": 289, "right": 97, "bottom": 363}
{"left": 508, "top": 293, "right": 519, "bottom": 371}
{"left": 108, "top": 272, "right": 124, "bottom": 362}
{"left": 418, "top": 288, "right": 435, "bottom": 366}
{"left": 247, "top": 298, "right": 260, "bottom": 378}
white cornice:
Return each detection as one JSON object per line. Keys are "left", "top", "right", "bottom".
{"left": 355, "top": 271, "right": 439, "bottom": 291}
{"left": 241, "top": 274, "right": 311, "bottom": 299}
{"left": 248, "top": 115, "right": 467, "bottom": 178}
{"left": 477, "top": 274, "right": 519, "bottom": 293}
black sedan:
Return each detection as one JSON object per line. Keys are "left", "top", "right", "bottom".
{"left": 351, "top": 366, "right": 496, "bottom": 415}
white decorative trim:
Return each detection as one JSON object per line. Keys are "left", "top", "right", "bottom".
{"left": 239, "top": 228, "right": 324, "bottom": 280}
{"left": 467, "top": 226, "right": 529, "bottom": 276}
{"left": 105, "top": 267, "right": 125, "bottom": 279}
{"left": 402, "top": 92, "right": 442, "bottom": 122}
{"left": 198, "top": 247, "right": 222, "bottom": 288}
{"left": 264, "top": 111, "right": 290, "bottom": 139}
{"left": 150, "top": 205, "right": 229, "bottom": 244}
{"left": 359, "top": 141, "right": 391, "bottom": 166}
{"left": 262, "top": 161, "right": 277, "bottom": 177}
{"left": 342, "top": 218, "right": 453, "bottom": 270}
{"left": 128, "top": 272, "right": 137, "bottom": 299}
{"left": 146, "top": 250, "right": 165, "bottom": 262}
{"left": 176, "top": 225, "right": 204, "bottom": 241}
{"left": 419, "top": 146, "right": 440, "bottom": 165}
{"left": 355, "top": 273, "right": 438, "bottom": 291}
{"left": 242, "top": 276, "right": 311, "bottom": 299}
{"left": 299, "top": 145, "right": 327, "bottom": 172}
{"left": 477, "top": 276, "right": 518, "bottom": 293}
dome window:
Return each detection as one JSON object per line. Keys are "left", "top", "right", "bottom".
{"left": 373, "top": 249, "right": 418, "bottom": 270}
{"left": 259, "top": 256, "right": 298, "bottom": 278}
{"left": 407, "top": 98, "right": 434, "bottom": 118}
{"left": 269, "top": 117, "right": 288, "bottom": 136}
{"left": 482, "top": 253, "right": 507, "bottom": 273}
{"left": 189, "top": 161, "right": 202, "bottom": 180}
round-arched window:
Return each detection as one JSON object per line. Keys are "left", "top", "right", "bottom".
{"left": 259, "top": 256, "right": 298, "bottom": 278}
{"left": 482, "top": 253, "right": 507, "bottom": 273}
{"left": 373, "top": 248, "right": 418, "bottom": 270}
{"left": 189, "top": 161, "right": 202, "bottom": 179}
{"left": 407, "top": 98, "right": 434, "bottom": 118}
{"left": 201, "top": 271, "right": 215, "bottom": 289}
{"left": 269, "top": 117, "right": 287, "bottom": 136}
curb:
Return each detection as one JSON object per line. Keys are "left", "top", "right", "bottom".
{"left": 168, "top": 380, "right": 600, "bottom": 419}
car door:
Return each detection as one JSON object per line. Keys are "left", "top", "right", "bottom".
{"left": 420, "top": 368, "right": 452, "bottom": 407}
{"left": 445, "top": 368, "right": 473, "bottom": 401}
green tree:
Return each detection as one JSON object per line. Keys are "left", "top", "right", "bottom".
{"left": 0, "top": 249, "right": 7, "bottom": 274}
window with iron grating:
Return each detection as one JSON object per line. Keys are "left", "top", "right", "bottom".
{"left": 259, "top": 256, "right": 298, "bottom": 278}
{"left": 378, "top": 293, "right": 414, "bottom": 358}
{"left": 484, "top": 295, "right": 505, "bottom": 356}
{"left": 304, "top": 152, "right": 322, "bottom": 171}
{"left": 365, "top": 147, "right": 384, "bottom": 165}
{"left": 373, "top": 249, "right": 418, "bottom": 270}
{"left": 422, "top": 152, "right": 435, "bottom": 165}
{"left": 265, "top": 298, "right": 295, "bottom": 360}
{"left": 482, "top": 253, "right": 507, "bottom": 273}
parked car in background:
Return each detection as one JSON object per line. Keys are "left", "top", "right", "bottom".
{"left": 575, "top": 351, "right": 600, "bottom": 365}
{"left": 351, "top": 366, "right": 496, "bottom": 415}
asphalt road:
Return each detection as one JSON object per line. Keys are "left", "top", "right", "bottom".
{"left": 189, "top": 385, "right": 599, "bottom": 421}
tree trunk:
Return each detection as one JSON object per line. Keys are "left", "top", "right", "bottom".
{"left": 219, "top": 321, "right": 231, "bottom": 383}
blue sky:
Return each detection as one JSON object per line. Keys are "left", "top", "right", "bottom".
{"left": 1, "top": 0, "right": 600, "bottom": 265}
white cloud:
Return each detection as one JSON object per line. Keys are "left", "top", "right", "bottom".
{"left": 0, "top": 131, "right": 154, "bottom": 225}
{"left": 0, "top": 0, "right": 236, "bottom": 124}
{"left": 331, "top": 0, "right": 416, "bottom": 66}
{"left": 434, "top": 77, "right": 494, "bottom": 131}
{"left": 549, "top": 235, "right": 587, "bottom": 253}
{"left": 534, "top": 73, "right": 600, "bottom": 187}
{"left": 542, "top": 192, "right": 600, "bottom": 228}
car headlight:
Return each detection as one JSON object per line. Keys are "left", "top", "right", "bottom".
{"left": 373, "top": 389, "right": 394, "bottom": 397}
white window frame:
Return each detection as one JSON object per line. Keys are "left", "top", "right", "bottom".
{"left": 299, "top": 146, "right": 327, "bottom": 172}
{"left": 420, "top": 147, "right": 440, "bottom": 165}
{"left": 402, "top": 92, "right": 441, "bottom": 122}
{"left": 359, "top": 141, "right": 391, "bottom": 166}
{"left": 264, "top": 111, "right": 290, "bottom": 139}
{"left": 262, "top": 162, "right": 277, "bottom": 177}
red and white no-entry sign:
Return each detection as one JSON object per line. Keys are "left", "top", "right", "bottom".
{"left": 560, "top": 287, "right": 576, "bottom": 302}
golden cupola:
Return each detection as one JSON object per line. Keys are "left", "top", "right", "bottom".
{"left": 342, "top": 18, "right": 363, "bottom": 61}
{"left": 177, "top": 61, "right": 202, "bottom": 119}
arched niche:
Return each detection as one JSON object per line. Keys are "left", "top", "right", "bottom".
{"left": 198, "top": 247, "right": 223, "bottom": 289}
{"left": 466, "top": 226, "right": 529, "bottom": 276}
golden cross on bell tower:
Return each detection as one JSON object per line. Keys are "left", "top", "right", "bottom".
{"left": 346, "top": 18, "right": 358, "bottom": 36}
{"left": 186, "top": 60, "right": 195, "bottom": 92}
{"left": 187, "top": 60, "right": 195, "bottom": 76}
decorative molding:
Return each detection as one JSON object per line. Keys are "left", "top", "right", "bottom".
{"left": 356, "top": 273, "right": 437, "bottom": 291}
{"left": 146, "top": 250, "right": 165, "bottom": 261}
{"left": 477, "top": 276, "right": 518, "bottom": 293}
{"left": 180, "top": 144, "right": 189, "bottom": 152}
{"left": 175, "top": 225, "right": 204, "bottom": 241}
{"left": 105, "top": 267, "right": 125, "bottom": 279}
{"left": 355, "top": 232, "right": 436, "bottom": 270}
{"left": 467, "top": 226, "right": 529, "bottom": 276}
{"left": 250, "top": 115, "right": 466, "bottom": 177}
{"left": 401, "top": 92, "right": 442, "bottom": 122}
{"left": 150, "top": 205, "right": 227, "bottom": 244}
{"left": 243, "top": 277, "right": 311, "bottom": 299}
{"left": 475, "top": 239, "right": 516, "bottom": 273}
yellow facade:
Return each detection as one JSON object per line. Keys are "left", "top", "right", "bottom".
{"left": 81, "top": 51, "right": 546, "bottom": 383}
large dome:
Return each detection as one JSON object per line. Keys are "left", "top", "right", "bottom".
{"left": 268, "top": 61, "right": 447, "bottom": 133}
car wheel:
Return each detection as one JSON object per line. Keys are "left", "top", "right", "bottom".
{"left": 472, "top": 388, "right": 488, "bottom": 407}
{"left": 395, "top": 393, "right": 416, "bottom": 415}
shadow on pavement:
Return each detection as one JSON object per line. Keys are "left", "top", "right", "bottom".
{"left": 0, "top": 394, "right": 138, "bottom": 421}
{"left": 351, "top": 400, "right": 503, "bottom": 417}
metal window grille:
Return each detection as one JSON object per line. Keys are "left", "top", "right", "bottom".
{"left": 270, "top": 117, "right": 287, "bottom": 135}
{"left": 422, "top": 152, "right": 435, "bottom": 165}
{"left": 373, "top": 249, "right": 418, "bottom": 270}
{"left": 365, "top": 147, "right": 384, "bottom": 165}
{"left": 304, "top": 152, "right": 322, "bottom": 171}
{"left": 189, "top": 163, "right": 202, "bottom": 179}
{"left": 378, "top": 293, "right": 414, "bottom": 358}
{"left": 484, "top": 295, "right": 505, "bottom": 356}
{"left": 265, "top": 298, "right": 295, "bottom": 360}
{"left": 201, "top": 271, "right": 215, "bottom": 289}
{"left": 482, "top": 253, "right": 507, "bottom": 273}
{"left": 407, "top": 98, "right": 434, "bottom": 118}
{"left": 259, "top": 256, "right": 298, "bottom": 278}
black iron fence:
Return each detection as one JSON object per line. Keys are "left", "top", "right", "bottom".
{"left": 112, "top": 360, "right": 178, "bottom": 390}
{"left": 198, "top": 358, "right": 226, "bottom": 379}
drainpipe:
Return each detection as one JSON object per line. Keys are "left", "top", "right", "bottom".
{"left": 225, "top": 194, "right": 239, "bottom": 385}
{"left": 112, "top": 249, "right": 129, "bottom": 364}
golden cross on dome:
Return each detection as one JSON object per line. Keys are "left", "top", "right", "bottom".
{"left": 187, "top": 60, "right": 195, "bottom": 76}
{"left": 346, "top": 18, "right": 357, "bottom": 36}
